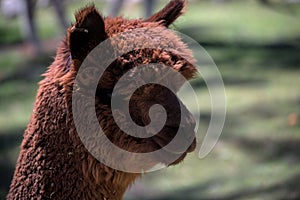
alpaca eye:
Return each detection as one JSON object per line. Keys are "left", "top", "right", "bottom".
{"left": 71, "top": 26, "right": 89, "bottom": 33}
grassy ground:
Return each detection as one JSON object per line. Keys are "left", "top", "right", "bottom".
{"left": 0, "top": 0, "right": 300, "bottom": 199}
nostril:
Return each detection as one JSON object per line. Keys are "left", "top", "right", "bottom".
{"left": 180, "top": 115, "right": 196, "bottom": 141}
{"left": 178, "top": 101, "right": 196, "bottom": 130}
{"left": 188, "top": 112, "right": 196, "bottom": 129}
{"left": 182, "top": 113, "right": 196, "bottom": 132}
{"left": 181, "top": 125, "right": 195, "bottom": 140}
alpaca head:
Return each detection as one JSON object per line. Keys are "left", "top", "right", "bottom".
{"left": 66, "top": 0, "right": 197, "bottom": 173}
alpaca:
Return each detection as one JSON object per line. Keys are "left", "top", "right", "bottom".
{"left": 7, "top": 0, "right": 197, "bottom": 199}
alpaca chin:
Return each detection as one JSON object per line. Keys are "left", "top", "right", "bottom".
{"left": 147, "top": 162, "right": 167, "bottom": 172}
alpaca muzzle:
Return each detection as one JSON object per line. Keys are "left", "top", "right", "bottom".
{"left": 152, "top": 98, "right": 196, "bottom": 155}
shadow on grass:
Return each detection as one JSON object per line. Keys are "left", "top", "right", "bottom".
{"left": 220, "top": 48, "right": 300, "bottom": 69}
{"left": 0, "top": 128, "right": 23, "bottom": 152}
{"left": 213, "top": 47, "right": 300, "bottom": 70}
{"left": 222, "top": 96, "right": 300, "bottom": 162}
{"left": 137, "top": 173, "right": 300, "bottom": 200}
{"left": 190, "top": 77, "right": 266, "bottom": 89}
{"left": 179, "top": 25, "right": 300, "bottom": 50}
{"left": 229, "top": 136, "right": 300, "bottom": 163}
{"left": 0, "top": 52, "right": 53, "bottom": 84}
{"left": 0, "top": 156, "right": 14, "bottom": 200}
{"left": 179, "top": 25, "right": 300, "bottom": 72}
{"left": 0, "top": 128, "right": 23, "bottom": 199}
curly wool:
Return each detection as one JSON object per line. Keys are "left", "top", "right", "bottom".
{"left": 7, "top": 1, "right": 197, "bottom": 199}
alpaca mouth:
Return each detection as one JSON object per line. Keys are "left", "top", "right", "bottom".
{"left": 186, "top": 138, "right": 197, "bottom": 153}
{"left": 158, "top": 138, "right": 196, "bottom": 166}
{"left": 163, "top": 137, "right": 196, "bottom": 154}
{"left": 153, "top": 125, "right": 196, "bottom": 157}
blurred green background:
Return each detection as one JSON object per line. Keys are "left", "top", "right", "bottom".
{"left": 0, "top": 0, "right": 300, "bottom": 199}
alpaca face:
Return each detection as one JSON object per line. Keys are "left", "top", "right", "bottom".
{"left": 68, "top": 1, "right": 197, "bottom": 170}
{"left": 127, "top": 83, "right": 197, "bottom": 165}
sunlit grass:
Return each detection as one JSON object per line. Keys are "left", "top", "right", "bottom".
{"left": 178, "top": 0, "right": 300, "bottom": 44}
{"left": 0, "top": 80, "right": 37, "bottom": 133}
{"left": 1, "top": 0, "right": 300, "bottom": 199}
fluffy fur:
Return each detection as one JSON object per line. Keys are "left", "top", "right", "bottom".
{"left": 7, "top": 1, "right": 197, "bottom": 199}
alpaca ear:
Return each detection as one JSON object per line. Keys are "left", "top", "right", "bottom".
{"left": 145, "top": 0, "right": 186, "bottom": 27}
{"left": 68, "top": 5, "right": 107, "bottom": 63}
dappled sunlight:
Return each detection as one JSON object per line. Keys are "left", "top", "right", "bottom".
{"left": 0, "top": 0, "right": 300, "bottom": 199}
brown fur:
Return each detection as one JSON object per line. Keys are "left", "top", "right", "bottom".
{"left": 7, "top": 1, "right": 197, "bottom": 199}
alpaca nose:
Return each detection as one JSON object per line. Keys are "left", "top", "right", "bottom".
{"left": 164, "top": 98, "right": 196, "bottom": 137}
{"left": 162, "top": 102, "right": 196, "bottom": 154}
{"left": 181, "top": 106, "right": 196, "bottom": 140}
{"left": 182, "top": 110, "right": 197, "bottom": 152}
{"left": 180, "top": 101, "right": 196, "bottom": 133}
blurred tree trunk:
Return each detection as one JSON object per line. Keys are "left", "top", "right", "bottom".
{"left": 21, "top": 0, "right": 42, "bottom": 54}
{"left": 107, "top": 0, "right": 156, "bottom": 18}
{"left": 19, "top": 0, "right": 68, "bottom": 55}
{"left": 52, "top": 0, "right": 68, "bottom": 30}
{"left": 259, "top": 0, "right": 271, "bottom": 5}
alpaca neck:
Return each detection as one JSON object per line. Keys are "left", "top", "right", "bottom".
{"left": 81, "top": 162, "right": 139, "bottom": 199}
{"left": 7, "top": 40, "right": 140, "bottom": 199}
{"left": 7, "top": 80, "right": 138, "bottom": 199}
